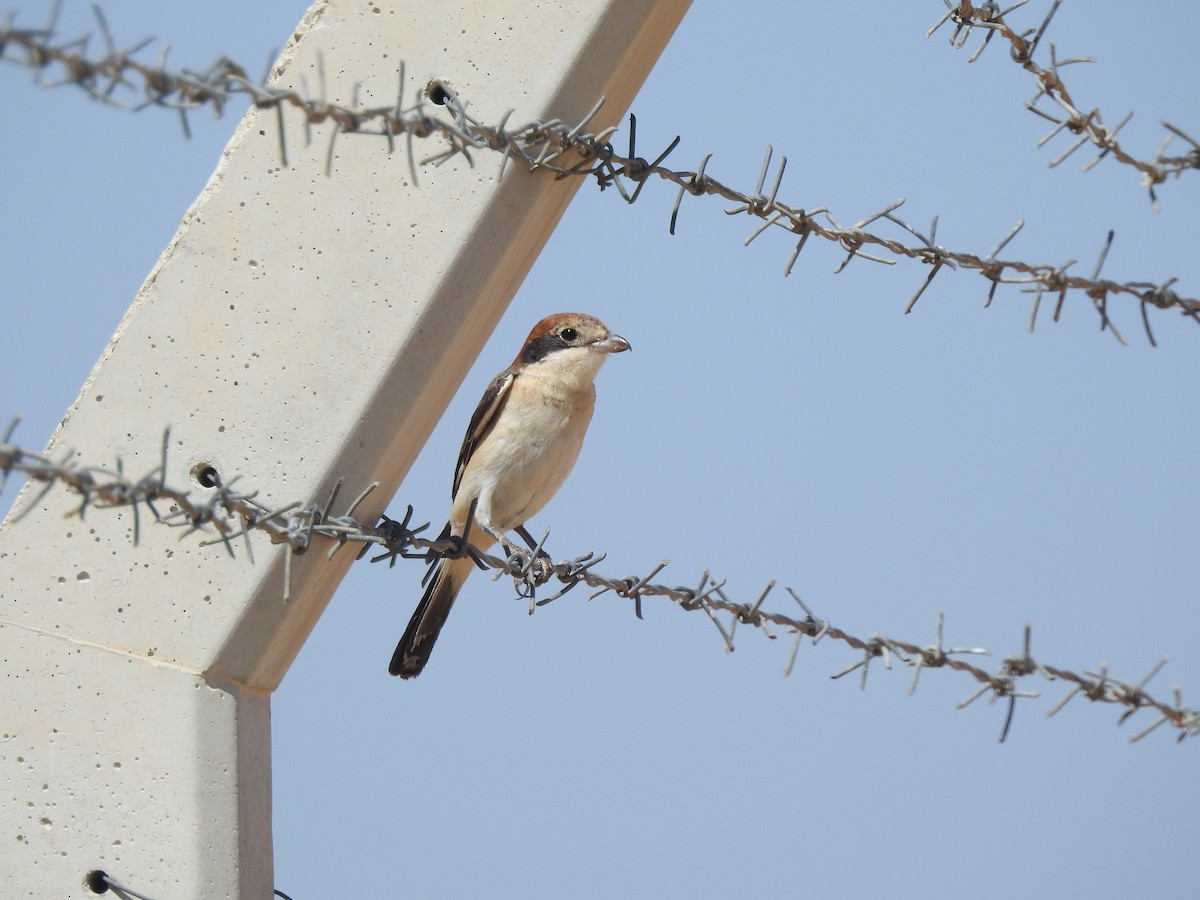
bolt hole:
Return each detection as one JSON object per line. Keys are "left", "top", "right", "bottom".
{"left": 84, "top": 870, "right": 110, "bottom": 894}
{"left": 192, "top": 463, "right": 221, "bottom": 489}
{"left": 425, "top": 78, "right": 451, "bottom": 106}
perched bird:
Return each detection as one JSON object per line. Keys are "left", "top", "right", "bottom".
{"left": 390, "top": 312, "right": 631, "bottom": 678}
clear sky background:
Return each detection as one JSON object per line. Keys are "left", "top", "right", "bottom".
{"left": 3, "top": 2, "right": 1199, "bottom": 897}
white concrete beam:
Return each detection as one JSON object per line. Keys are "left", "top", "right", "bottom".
{"left": 0, "top": 0, "right": 690, "bottom": 895}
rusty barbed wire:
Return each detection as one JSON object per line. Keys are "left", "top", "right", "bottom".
{"left": 928, "top": 1, "right": 1200, "bottom": 205}
{"left": 3, "top": 418, "right": 1196, "bottom": 744}
{"left": 1, "top": 5, "right": 1197, "bottom": 345}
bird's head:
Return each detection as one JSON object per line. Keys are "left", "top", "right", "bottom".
{"left": 514, "top": 313, "right": 631, "bottom": 371}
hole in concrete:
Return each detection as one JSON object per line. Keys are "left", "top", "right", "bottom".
{"left": 191, "top": 463, "right": 221, "bottom": 489}
{"left": 84, "top": 870, "right": 109, "bottom": 893}
{"left": 425, "top": 78, "right": 452, "bottom": 106}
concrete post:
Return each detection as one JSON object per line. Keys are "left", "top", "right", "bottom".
{"left": 0, "top": 1, "right": 690, "bottom": 895}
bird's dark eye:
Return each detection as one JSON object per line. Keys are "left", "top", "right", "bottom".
{"left": 560, "top": 327, "right": 578, "bottom": 342}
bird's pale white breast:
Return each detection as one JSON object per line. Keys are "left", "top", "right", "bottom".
{"left": 456, "top": 344, "right": 605, "bottom": 533}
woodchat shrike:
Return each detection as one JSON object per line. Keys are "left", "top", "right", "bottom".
{"left": 390, "top": 312, "right": 630, "bottom": 678}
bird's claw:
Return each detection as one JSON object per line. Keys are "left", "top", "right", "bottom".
{"left": 498, "top": 537, "right": 526, "bottom": 563}
{"left": 529, "top": 554, "right": 554, "bottom": 585}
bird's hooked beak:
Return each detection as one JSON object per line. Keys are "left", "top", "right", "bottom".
{"left": 594, "top": 333, "right": 631, "bottom": 354}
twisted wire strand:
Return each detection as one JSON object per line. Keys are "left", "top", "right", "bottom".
{"left": 3, "top": 422, "right": 1196, "bottom": 744}
{"left": 928, "top": 1, "right": 1200, "bottom": 204}
{"left": 1, "top": 5, "right": 1197, "bottom": 344}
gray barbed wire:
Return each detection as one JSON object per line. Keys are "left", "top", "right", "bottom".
{"left": 929, "top": 1, "right": 1200, "bottom": 205}
{"left": 82, "top": 868, "right": 295, "bottom": 900}
{"left": 1, "top": 5, "right": 1198, "bottom": 345}
{"left": 84, "top": 869, "right": 160, "bottom": 900}
{"left": 3, "top": 419, "right": 1196, "bottom": 745}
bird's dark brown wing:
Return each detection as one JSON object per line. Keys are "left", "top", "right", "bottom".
{"left": 451, "top": 367, "right": 516, "bottom": 498}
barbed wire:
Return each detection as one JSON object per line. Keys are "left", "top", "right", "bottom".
{"left": 84, "top": 869, "right": 161, "bottom": 900}
{"left": 1, "top": 4, "right": 1197, "bottom": 345}
{"left": 82, "top": 868, "right": 295, "bottom": 900}
{"left": 929, "top": 1, "right": 1200, "bottom": 204}
{"left": 3, "top": 418, "right": 1196, "bottom": 745}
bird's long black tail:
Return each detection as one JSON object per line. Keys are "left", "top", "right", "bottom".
{"left": 389, "top": 558, "right": 461, "bottom": 678}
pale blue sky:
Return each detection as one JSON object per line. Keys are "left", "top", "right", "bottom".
{"left": 3, "top": 2, "right": 1199, "bottom": 897}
